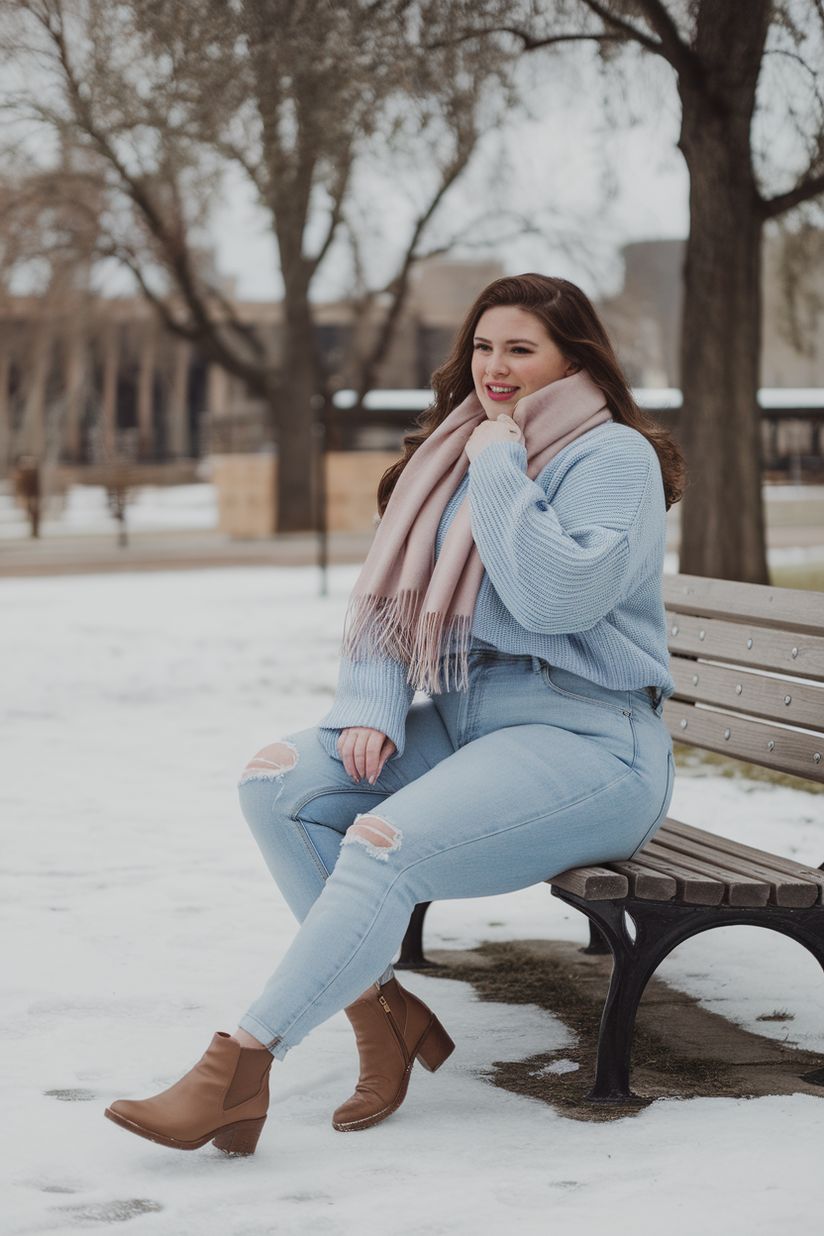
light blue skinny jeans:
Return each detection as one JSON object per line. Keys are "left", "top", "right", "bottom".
{"left": 237, "top": 652, "right": 674, "bottom": 1057}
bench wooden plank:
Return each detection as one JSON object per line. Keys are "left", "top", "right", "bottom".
{"left": 670, "top": 658, "right": 824, "bottom": 731}
{"left": 664, "top": 700, "right": 824, "bottom": 782}
{"left": 603, "top": 859, "right": 677, "bottom": 901}
{"left": 548, "top": 866, "right": 628, "bottom": 900}
{"left": 665, "top": 610, "right": 824, "bottom": 681}
{"left": 663, "top": 574, "right": 824, "bottom": 635}
{"left": 648, "top": 834, "right": 818, "bottom": 908}
{"left": 641, "top": 840, "right": 770, "bottom": 906}
{"left": 660, "top": 819, "right": 824, "bottom": 899}
{"left": 610, "top": 850, "right": 724, "bottom": 904}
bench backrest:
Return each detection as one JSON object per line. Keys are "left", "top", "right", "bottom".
{"left": 662, "top": 574, "right": 824, "bottom": 785}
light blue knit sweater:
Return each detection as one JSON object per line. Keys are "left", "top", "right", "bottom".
{"left": 318, "top": 420, "right": 673, "bottom": 759}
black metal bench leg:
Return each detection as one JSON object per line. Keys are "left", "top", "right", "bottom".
{"left": 395, "top": 902, "right": 444, "bottom": 970}
{"left": 568, "top": 899, "right": 652, "bottom": 1101}
{"left": 553, "top": 891, "right": 824, "bottom": 1104}
{"left": 581, "top": 920, "right": 611, "bottom": 955}
{"left": 552, "top": 892, "right": 719, "bottom": 1103}
{"left": 586, "top": 908, "right": 666, "bottom": 1102}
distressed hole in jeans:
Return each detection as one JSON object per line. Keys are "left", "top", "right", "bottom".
{"left": 341, "top": 814, "right": 402, "bottom": 861}
{"left": 238, "top": 740, "right": 299, "bottom": 786}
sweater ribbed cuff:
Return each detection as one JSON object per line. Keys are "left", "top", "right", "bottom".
{"left": 317, "top": 657, "right": 414, "bottom": 759}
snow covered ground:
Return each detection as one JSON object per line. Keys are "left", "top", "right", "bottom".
{"left": 3, "top": 564, "right": 824, "bottom": 1235}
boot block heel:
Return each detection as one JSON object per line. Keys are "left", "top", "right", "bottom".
{"left": 212, "top": 1115, "right": 266, "bottom": 1156}
{"left": 416, "top": 1016, "right": 455, "bottom": 1073}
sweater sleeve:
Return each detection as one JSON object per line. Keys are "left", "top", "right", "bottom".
{"left": 467, "top": 436, "right": 654, "bottom": 635}
{"left": 316, "top": 652, "right": 416, "bottom": 760}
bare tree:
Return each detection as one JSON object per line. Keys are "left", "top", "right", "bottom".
{"left": 451, "top": 0, "right": 824, "bottom": 583}
{"left": 1, "top": 0, "right": 513, "bottom": 531}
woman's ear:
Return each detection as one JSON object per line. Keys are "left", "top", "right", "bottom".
{"left": 564, "top": 361, "right": 581, "bottom": 377}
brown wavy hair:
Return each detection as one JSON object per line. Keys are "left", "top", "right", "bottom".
{"left": 377, "top": 273, "right": 685, "bottom": 514}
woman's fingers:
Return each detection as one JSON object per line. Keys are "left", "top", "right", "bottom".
{"left": 361, "top": 729, "right": 383, "bottom": 783}
{"left": 352, "top": 728, "right": 371, "bottom": 780}
{"left": 337, "top": 727, "right": 394, "bottom": 782}
{"left": 338, "top": 727, "right": 365, "bottom": 781}
{"left": 337, "top": 729, "right": 358, "bottom": 780}
{"left": 466, "top": 416, "right": 523, "bottom": 462}
{"left": 374, "top": 735, "right": 397, "bottom": 782}
{"left": 365, "top": 731, "right": 396, "bottom": 783}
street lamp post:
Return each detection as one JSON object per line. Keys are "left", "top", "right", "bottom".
{"left": 311, "top": 394, "right": 328, "bottom": 597}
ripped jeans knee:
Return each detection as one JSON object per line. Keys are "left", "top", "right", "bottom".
{"left": 238, "top": 740, "right": 299, "bottom": 787}
{"left": 341, "top": 813, "right": 402, "bottom": 861}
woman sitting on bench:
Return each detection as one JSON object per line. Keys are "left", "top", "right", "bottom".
{"left": 105, "top": 273, "right": 685, "bottom": 1156}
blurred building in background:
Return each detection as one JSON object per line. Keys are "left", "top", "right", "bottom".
{"left": 600, "top": 236, "right": 824, "bottom": 390}
{"left": 1, "top": 244, "right": 823, "bottom": 480}
{"left": 0, "top": 259, "right": 503, "bottom": 474}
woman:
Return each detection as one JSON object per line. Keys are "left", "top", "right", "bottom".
{"left": 105, "top": 274, "right": 684, "bottom": 1155}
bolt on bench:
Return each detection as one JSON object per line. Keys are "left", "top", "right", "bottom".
{"left": 397, "top": 573, "right": 824, "bottom": 1103}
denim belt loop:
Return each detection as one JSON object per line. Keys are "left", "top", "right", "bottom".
{"left": 647, "top": 686, "right": 663, "bottom": 711}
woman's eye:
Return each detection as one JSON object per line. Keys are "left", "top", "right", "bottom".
{"left": 473, "top": 342, "right": 490, "bottom": 352}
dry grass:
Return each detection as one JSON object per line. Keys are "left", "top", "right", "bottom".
{"left": 768, "top": 563, "right": 824, "bottom": 593}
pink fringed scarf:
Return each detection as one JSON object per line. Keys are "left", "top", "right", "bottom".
{"left": 341, "top": 371, "right": 611, "bottom": 693}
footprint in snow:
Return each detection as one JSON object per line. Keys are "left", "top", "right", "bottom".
{"left": 50, "top": 1199, "right": 163, "bottom": 1224}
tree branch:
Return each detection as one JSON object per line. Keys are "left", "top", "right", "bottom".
{"left": 109, "top": 247, "right": 270, "bottom": 395}
{"left": 213, "top": 138, "right": 267, "bottom": 199}
{"left": 578, "top": 0, "right": 665, "bottom": 57}
{"left": 427, "top": 25, "right": 626, "bottom": 52}
{"left": 353, "top": 135, "right": 476, "bottom": 401}
{"left": 761, "top": 171, "right": 824, "bottom": 219}
{"left": 580, "top": 0, "right": 706, "bottom": 92}
{"left": 308, "top": 148, "right": 353, "bottom": 275}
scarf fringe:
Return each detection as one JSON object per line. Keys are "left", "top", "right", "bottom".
{"left": 342, "top": 591, "right": 423, "bottom": 666}
{"left": 342, "top": 593, "right": 472, "bottom": 695}
{"left": 408, "top": 611, "right": 472, "bottom": 695}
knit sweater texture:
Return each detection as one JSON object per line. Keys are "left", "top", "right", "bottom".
{"left": 317, "top": 420, "right": 673, "bottom": 759}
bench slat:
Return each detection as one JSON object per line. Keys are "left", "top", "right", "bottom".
{"left": 670, "top": 658, "right": 824, "bottom": 732}
{"left": 664, "top": 700, "right": 824, "bottom": 782}
{"left": 548, "top": 866, "right": 628, "bottom": 900}
{"left": 609, "top": 850, "right": 724, "bottom": 904}
{"left": 605, "top": 860, "right": 677, "bottom": 901}
{"left": 663, "top": 574, "right": 824, "bottom": 635}
{"left": 665, "top": 610, "right": 824, "bottom": 681}
{"left": 648, "top": 834, "right": 818, "bottom": 908}
{"left": 660, "top": 819, "right": 824, "bottom": 897}
{"left": 641, "top": 840, "right": 770, "bottom": 906}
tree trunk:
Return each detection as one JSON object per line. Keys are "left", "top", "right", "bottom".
{"left": 675, "top": 1, "right": 770, "bottom": 584}
{"left": 678, "top": 136, "right": 767, "bottom": 582}
{"left": 274, "top": 275, "right": 320, "bottom": 533}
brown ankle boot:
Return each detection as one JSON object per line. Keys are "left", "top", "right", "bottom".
{"left": 105, "top": 1032, "right": 272, "bottom": 1155}
{"left": 332, "top": 977, "right": 454, "bottom": 1132}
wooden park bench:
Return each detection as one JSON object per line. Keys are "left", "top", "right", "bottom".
{"left": 397, "top": 573, "right": 824, "bottom": 1103}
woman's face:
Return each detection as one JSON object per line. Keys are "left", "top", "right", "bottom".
{"left": 471, "top": 305, "right": 576, "bottom": 419}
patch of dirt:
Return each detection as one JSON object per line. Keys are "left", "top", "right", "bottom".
{"left": 421, "top": 940, "right": 824, "bottom": 1122}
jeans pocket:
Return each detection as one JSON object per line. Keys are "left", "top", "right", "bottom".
{"left": 541, "top": 663, "right": 631, "bottom": 715}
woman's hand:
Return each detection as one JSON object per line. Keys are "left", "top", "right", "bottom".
{"left": 465, "top": 414, "right": 524, "bottom": 463}
{"left": 337, "top": 727, "right": 396, "bottom": 784}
